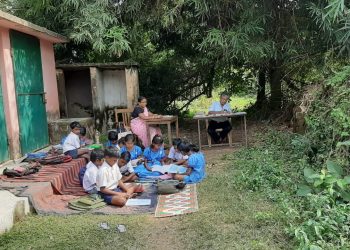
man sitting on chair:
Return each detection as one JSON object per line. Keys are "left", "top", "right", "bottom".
{"left": 207, "top": 92, "right": 232, "bottom": 144}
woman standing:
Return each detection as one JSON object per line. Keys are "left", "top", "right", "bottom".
{"left": 130, "top": 96, "right": 162, "bottom": 147}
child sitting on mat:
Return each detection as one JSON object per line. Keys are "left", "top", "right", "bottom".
{"left": 173, "top": 142, "right": 206, "bottom": 184}
{"left": 83, "top": 149, "right": 104, "bottom": 194}
{"left": 97, "top": 148, "right": 144, "bottom": 207}
{"left": 117, "top": 151, "right": 138, "bottom": 182}
{"left": 120, "top": 134, "right": 143, "bottom": 166}
{"left": 134, "top": 134, "right": 166, "bottom": 178}
{"left": 63, "top": 121, "right": 90, "bottom": 160}
{"left": 105, "top": 131, "right": 126, "bottom": 150}
{"left": 168, "top": 138, "right": 188, "bottom": 165}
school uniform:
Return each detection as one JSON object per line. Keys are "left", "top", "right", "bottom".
{"left": 168, "top": 146, "right": 189, "bottom": 162}
{"left": 134, "top": 146, "right": 165, "bottom": 178}
{"left": 63, "top": 132, "right": 80, "bottom": 158}
{"left": 117, "top": 159, "right": 134, "bottom": 176}
{"left": 207, "top": 101, "right": 232, "bottom": 143}
{"left": 184, "top": 152, "right": 206, "bottom": 184}
{"left": 82, "top": 161, "right": 99, "bottom": 194}
{"left": 120, "top": 145, "right": 142, "bottom": 160}
{"left": 105, "top": 140, "right": 120, "bottom": 150}
{"left": 96, "top": 161, "right": 123, "bottom": 204}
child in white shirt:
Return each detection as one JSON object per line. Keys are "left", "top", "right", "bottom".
{"left": 83, "top": 149, "right": 104, "bottom": 194}
{"left": 63, "top": 121, "right": 89, "bottom": 160}
{"left": 117, "top": 151, "right": 138, "bottom": 182}
{"left": 96, "top": 148, "right": 144, "bottom": 207}
{"left": 168, "top": 138, "right": 188, "bottom": 165}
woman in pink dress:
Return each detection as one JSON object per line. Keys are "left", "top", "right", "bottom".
{"left": 130, "top": 96, "right": 162, "bottom": 147}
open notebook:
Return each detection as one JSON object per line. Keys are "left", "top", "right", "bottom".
{"left": 151, "top": 164, "right": 187, "bottom": 174}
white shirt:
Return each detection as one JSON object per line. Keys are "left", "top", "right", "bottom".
{"left": 63, "top": 132, "right": 80, "bottom": 153}
{"left": 96, "top": 161, "right": 122, "bottom": 191}
{"left": 83, "top": 162, "right": 99, "bottom": 192}
{"left": 168, "top": 146, "right": 189, "bottom": 161}
{"left": 117, "top": 159, "right": 134, "bottom": 175}
{"left": 209, "top": 101, "right": 232, "bottom": 122}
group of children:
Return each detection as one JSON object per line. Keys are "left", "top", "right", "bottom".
{"left": 63, "top": 121, "right": 206, "bottom": 207}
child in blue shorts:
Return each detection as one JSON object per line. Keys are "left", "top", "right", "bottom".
{"left": 96, "top": 148, "right": 144, "bottom": 207}
{"left": 173, "top": 141, "right": 206, "bottom": 184}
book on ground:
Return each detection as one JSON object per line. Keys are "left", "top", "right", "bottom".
{"left": 151, "top": 164, "right": 187, "bottom": 174}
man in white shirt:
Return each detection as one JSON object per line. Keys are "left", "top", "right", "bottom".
{"left": 83, "top": 149, "right": 104, "bottom": 194}
{"left": 207, "top": 92, "right": 233, "bottom": 143}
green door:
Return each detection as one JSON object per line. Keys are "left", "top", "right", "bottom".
{"left": 10, "top": 30, "right": 49, "bottom": 154}
{"left": 0, "top": 77, "right": 9, "bottom": 162}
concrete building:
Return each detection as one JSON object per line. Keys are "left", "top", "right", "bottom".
{"left": 53, "top": 63, "right": 139, "bottom": 138}
{"left": 0, "top": 10, "right": 67, "bottom": 162}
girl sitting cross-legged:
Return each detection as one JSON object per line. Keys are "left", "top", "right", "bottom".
{"left": 120, "top": 134, "right": 143, "bottom": 166}
{"left": 173, "top": 141, "right": 206, "bottom": 184}
{"left": 134, "top": 134, "right": 166, "bottom": 178}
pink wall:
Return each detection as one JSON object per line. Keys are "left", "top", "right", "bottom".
{"left": 40, "top": 39, "right": 60, "bottom": 120}
{"left": 0, "top": 28, "right": 21, "bottom": 159}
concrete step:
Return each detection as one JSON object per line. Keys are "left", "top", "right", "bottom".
{"left": 0, "top": 190, "right": 30, "bottom": 234}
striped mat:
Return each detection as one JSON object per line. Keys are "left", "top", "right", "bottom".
{"left": 155, "top": 184, "right": 198, "bottom": 217}
{"left": 0, "top": 159, "right": 86, "bottom": 196}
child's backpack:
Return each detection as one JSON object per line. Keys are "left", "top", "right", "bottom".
{"left": 78, "top": 166, "right": 87, "bottom": 186}
{"left": 3, "top": 163, "right": 42, "bottom": 178}
{"left": 156, "top": 180, "right": 186, "bottom": 195}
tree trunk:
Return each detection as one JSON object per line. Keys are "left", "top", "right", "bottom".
{"left": 256, "top": 68, "right": 266, "bottom": 109}
{"left": 269, "top": 60, "right": 283, "bottom": 110}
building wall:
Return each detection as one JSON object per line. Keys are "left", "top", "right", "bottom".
{"left": 40, "top": 39, "right": 60, "bottom": 120}
{"left": 102, "top": 69, "right": 127, "bottom": 108}
{"left": 125, "top": 67, "right": 139, "bottom": 109}
{"left": 0, "top": 27, "right": 21, "bottom": 159}
{"left": 64, "top": 70, "right": 93, "bottom": 118}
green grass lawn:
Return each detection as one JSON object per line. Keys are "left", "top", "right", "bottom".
{"left": 0, "top": 149, "right": 290, "bottom": 250}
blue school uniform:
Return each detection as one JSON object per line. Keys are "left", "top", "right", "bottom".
{"left": 184, "top": 152, "right": 206, "bottom": 184}
{"left": 105, "top": 140, "right": 118, "bottom": 148}
{"left": 120, "top": 145, "right": 142, "bottom": 160}
{"left": 134, "top": 146, "right": 165, "bottom": 178}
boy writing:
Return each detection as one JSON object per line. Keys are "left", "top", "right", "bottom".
{"left": 97, "top": 148, "right": 144, "bottom": 207}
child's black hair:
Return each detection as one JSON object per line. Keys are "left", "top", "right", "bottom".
{"left": 178, "top": 142, "right": 200, "bottom": 153}
{"left": 124, "top": 134, "right": 135, "bottom": 143}
{"left": 108, "top": 130, "right": 118, "bottom": 141}
{"left": 80, "top": 126, "right": 87, "bottom": 136}
{"left": 152, "top": 134, "right": 163, "bottom": 145}
{"left": 172, "top": 138, "right": 182, "bottom": 147}
{"left": 90, "top": 149, "right": 104, "bottom": 162}
{"left": 120, "top": 151, "right": 131, "bottom": 162}
{"left": 104, "top": 148, "right": 119, "bottom": 158}
{"left": 70, "top": 121, "right": 81, "bottom": 130}
{"left": 118, "top": 137, "right": 126, "bottom": 145}
{"left": 134, "top": 134, "right": 145, "bottom": 150}
{"left": 138, "top": 96, "right": 146, "bottom": 103}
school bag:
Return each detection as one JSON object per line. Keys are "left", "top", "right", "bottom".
{"left": 3, "top": 163, "right": 42, "bottom": 178}
{"left": 38, "top": 155, "right": 72, "bottom": 165}
{"left": 156, "top": 180, "right": 186, "bottom": 195}
{"left": 68, "top": 195, "right": 106, "bottom": 211}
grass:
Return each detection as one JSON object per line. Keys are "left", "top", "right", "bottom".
{"left": 0, "top": 148, "right": 291, "bottom": 250}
